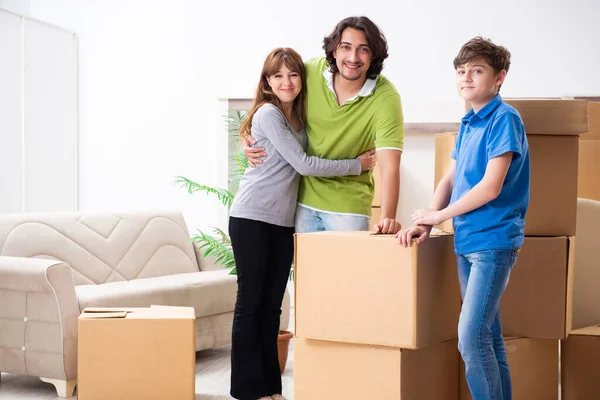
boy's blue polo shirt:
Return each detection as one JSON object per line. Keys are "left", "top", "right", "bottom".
{"left": 450, "top": 94, "right": 530, "bottom": 255}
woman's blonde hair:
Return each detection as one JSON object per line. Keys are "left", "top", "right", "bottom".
{"left": 239, "top": 48, "right": 306, "bottom": 138}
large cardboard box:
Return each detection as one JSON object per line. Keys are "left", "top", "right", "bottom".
{"left": 573, "top": 199, "right": 600, "bottom": 329}
{"left": 465, "top": 99, "right": 588, "bottom": 134}
{"left": 503, "top": 99, "right": 587, "bottom": 134}
{"left": 77, "top": 306, "right": 196, "bottom": 400}
{"left": 561, "top": 325, "right": 600, "bottom": 399}
{"left": 434, "top": 132, "right": 579, "bottom": 236}
{"left": 434, "top": 133, "right": 457, "bottom": 233}
{"left": 459, "top": 338, "right": 558, "bottom": 400}
{"left": 294, "top": 232, "right": 460, "bottom": 349}
{"left": 578, "top": 140, "right": 600, "bottom": 201}
{"left": 578, "top": 101, "right": 600, "bottom": 141}
{"left": 501, "top": 237, "right": 574, "bottom": 339}
{"left": 295, "top": 338, "right": 459, "bottom": 400}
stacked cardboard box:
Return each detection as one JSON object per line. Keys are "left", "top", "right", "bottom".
{"left": 438, "top": 99, "right": 586, "bottom": 398}
{"left": 570, "top": 98, "right": 600, "bottom": 201}
{"left": 293, "top": 232, "right": 461, "bottom": 399}
{"left": 561, "top": 325, "right": 600, "bottom": 399}
{"left": 459, "top": 338, "right": 559, "bottom": 400}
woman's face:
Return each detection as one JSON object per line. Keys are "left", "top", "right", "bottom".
{"left": 267, "top": 64, "right": 301, "bottom": 106}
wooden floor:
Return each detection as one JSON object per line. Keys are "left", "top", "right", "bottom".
{"left": 1, "top": 286, "right": 296, "bottom": 400}
{"left": 0, "top": 341, "right": 295, "bottom": 400}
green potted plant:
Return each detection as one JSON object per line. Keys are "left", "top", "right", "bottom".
{"left": 175, "top": 110, "right": 293, "bottom": 373}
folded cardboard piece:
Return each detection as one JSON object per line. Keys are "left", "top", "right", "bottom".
{"left": 459, "top": 338, "right": 559, "bottom": 400}
{"left": 561, "top": 325, "right": 600, "bottom": 400}
{"left": 295, "top": 338, "right": 459, "bottom": 400}
{"left": 77, "top": 305, "right": 196, "bottom": 400}
{"left": 294, "top": 231, "right": 460, "bottom": 349}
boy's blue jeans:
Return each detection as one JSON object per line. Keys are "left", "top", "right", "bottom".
{"left": 457, "top": 249, "right": 519, "bottom": 400}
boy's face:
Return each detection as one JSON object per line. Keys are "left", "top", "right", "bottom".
{"left": 455, "top": 57, "right": 506, "bottom": 110}
{"left": 333, "top": 28, "right": 372, "bottom": 83}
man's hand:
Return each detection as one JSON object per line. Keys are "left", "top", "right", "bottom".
{"left": 373, "top": 218, "right": 401, "bottom": 234}
{"left": 241, "top": 135, "right": 266, "bottom": 167}
{"left": 411, "top": 208, "right": 444, "bottom": 226}
{"left": 395, "top": 225, "right": 432, "bottom": 247}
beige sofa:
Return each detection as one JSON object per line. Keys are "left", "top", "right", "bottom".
{"left": 0, "top": 211, "right": 290, "bottom": 397}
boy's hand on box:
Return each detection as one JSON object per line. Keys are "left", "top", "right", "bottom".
{"left": 411, "top": 208, "right": 443, "bottom": 226}
{"left": 396, "top": 225, "right": 432, "bottom": 247}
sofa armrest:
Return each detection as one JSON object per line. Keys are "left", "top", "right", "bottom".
{"left": 0, "top": 256, "right": 79, "bottom": 381}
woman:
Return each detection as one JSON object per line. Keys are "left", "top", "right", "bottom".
{"left": 228, "top": 47, "right": 375, "bottom": 400}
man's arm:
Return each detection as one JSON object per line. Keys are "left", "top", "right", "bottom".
{"left": 373, "top": 149, "right": 402, "bottom": 234}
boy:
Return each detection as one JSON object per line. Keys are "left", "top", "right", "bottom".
{"left": 398, "top": 37, "right": 530, "bottom": 400}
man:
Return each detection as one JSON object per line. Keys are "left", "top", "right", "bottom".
{"left": 245, "top": 16, "right": 404, "bottom": 234}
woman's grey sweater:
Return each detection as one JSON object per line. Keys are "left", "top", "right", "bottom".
{"left": 230, "top": 103, "right": 361, "bottom": 227}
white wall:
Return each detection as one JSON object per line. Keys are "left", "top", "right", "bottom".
{"left": 25, "top": 0, "right": 600, "bottom": 231}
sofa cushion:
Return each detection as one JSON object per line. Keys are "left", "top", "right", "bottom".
{"left": 76, "top": 270, "right": 237, "bottom": 318}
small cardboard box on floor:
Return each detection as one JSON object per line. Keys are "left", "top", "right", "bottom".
{"left": 459, "top": 338, "right": 559, "bottom": 400}
{"left": 77, "top": 305, "right": 195, "bottom": 400}
{"left": 561, "top": 325, "right": 600, "bottom": 399}
{"left": 295, "top": 338, "right": 459, "bottom": 400}
{"left": 294, "top": 231, "right": 460, "bottom": 349}
{"left": 436, "top": 98, "right": 586, "bottom": 236}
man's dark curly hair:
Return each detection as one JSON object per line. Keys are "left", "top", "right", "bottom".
{"left": 323, "top": 16, "right": 388, "bottom": 80}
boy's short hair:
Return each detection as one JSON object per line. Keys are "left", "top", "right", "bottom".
{"left": 453, "top": 36, "right": 511, "bottom": 74}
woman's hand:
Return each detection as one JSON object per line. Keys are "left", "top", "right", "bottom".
{"left": 358, "top": 149, "right": 377, "bottom": 172}
{"left": 241, "top": 135, "right": 266, "bottom": 167}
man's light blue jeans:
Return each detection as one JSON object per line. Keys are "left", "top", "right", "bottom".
{"left": 295, "top": 205, "right": 370, "bottom": 233}
{"left": 457, "top": 249, "right": 519, "bottom": 400}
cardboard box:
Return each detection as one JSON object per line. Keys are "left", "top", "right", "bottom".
{"left": 433, "top": 133, "right": 456, "bottom": 233}
{"left": 369, "top": 207, "right": 381, "bottom": 230}
{"left": 578, "top": 140, "right": 600, "bottom": 201}
{"left": 561, "top": 325, "right": 600, "bottom": 399}
{"left": 295, "top": 338, "right": 459, "bottom": 400}
{"left": 434, "top": 132, "right": 579, "bottom": 236}
{"left": 77, "top": 306, "right": 195, "bottom": 400}
{"left": 465, "top": 99, "right": 587, "bottom": 134}
{"left": 459, "top": 338, "right": 558, "bottom": 400}
{"left": 294, "top": 231, "right": 460, "bottom": 349}
{"left": 578, "top": 101, "right": 600, "bottom": 141}
{"left": 372, "top": 164, "right": 381, "bottom": 206}
{"left": 573, "top": 199, "right": 600, "bottom": 329}
{"left": 501, "top": 237, "right": 574, "bottom": 339}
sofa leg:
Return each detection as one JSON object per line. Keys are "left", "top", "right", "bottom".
{"left": 40, "top": 377, "right": 77, "bottom": 398}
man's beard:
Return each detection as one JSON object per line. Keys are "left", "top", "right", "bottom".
{"left": 339, "top": 70, "right": 364, "bottom": 81}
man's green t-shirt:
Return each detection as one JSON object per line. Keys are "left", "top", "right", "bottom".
{"left": 298, "top": 57, "right": 405, "bottom": 216}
